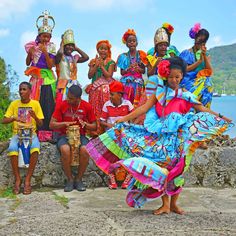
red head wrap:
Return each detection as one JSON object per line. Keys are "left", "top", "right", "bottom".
{"left": 122, "top": 29, "right": 136, "bottom": 44}
{"left": 96, "top": 40, "right": 112, "bottom": 59}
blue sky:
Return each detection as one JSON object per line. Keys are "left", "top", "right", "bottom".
{"left": 0, "top": 0, "right": 236, "bottom": 88}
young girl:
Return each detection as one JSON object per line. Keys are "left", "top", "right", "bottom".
{"left": 55, "top": 29, "right": 89, "bottom": 103}
{"left": 117, "top": 29, "right": 147, "bottom": 107}
{"left": 134, "top": 23, "right": 175, "bottom": 124}
{"left": 87, "top": 40, "right": 116, "bottom": 134}
{"left": 82, "top": 57, "right": 232, "bottom": 215}
{"left": 180, "top": 23, "right": 213, "bottom": 108}
{"left": 146, "top": 23, "right": 174, "bottom": 96}
{"left": 24, "top": 10, "right": 56, "bottom": 141}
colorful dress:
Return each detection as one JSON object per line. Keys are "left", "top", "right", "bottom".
{"left": 134, "top": 50, "right": 169, "bottom": 125}
{"left": 117, "top": 50, "right": 147, "bottom": 107}
{"left": 56, "top": 54, "right": 81, "bottom": 104}
{"left": 87, "top": 59, "right": 115, "bottom": 120}
{"left": 146, "top": 48, "right": 170, "bottom": 97}
{"left": 25, "top": 41, "right": 56, "bottom": 136}
{"left": 86, "top": 79, "right": 232, "bottom": 208}
{"left": 180, "top": 49, "right": 213, "bottom": 108}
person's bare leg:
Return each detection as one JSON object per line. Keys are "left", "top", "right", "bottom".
{"left": 76, "top": 146, "right": 89, "bottom": 181}
{"left": 153, "top": 194, "right": 170, "bottom": 215}
{"left": 25, "top": 152, "right": 38, "bottom": 185}
{"left": 60, "top": 144, "right": 73, "bottom": 181}
{"left": 170, "top": 193, "right": 184, "bottom": 215}
{"left": 10, "top": 155, "right": 21, "bottom": 194}
{"left": 24, "top": 151, "right": 38, "bottom": 194}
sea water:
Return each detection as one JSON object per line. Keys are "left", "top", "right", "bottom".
{"left": 211, "top": 96, "right": 236, "bottom": 138}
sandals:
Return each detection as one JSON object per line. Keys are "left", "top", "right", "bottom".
{"left": 13, "top": 182, "right": 21, "bottom": 195}
{"left": 23, "top": 184, "right": 32, "bottom": 195}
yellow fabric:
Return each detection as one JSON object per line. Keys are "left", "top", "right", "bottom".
{"left": 4, "top": 100, "right": 44, "bottom": 135}
{"left": 30, "top": 148, "right": 40, "bottom": 154}
{"left": 147, "top": 54, "right": 158, "bottom": 67}
{"left": 8, "top": 148, "right": 40, "bottom": 156}
{"left": 8, "top": 151, "right": 18, "bottom": 156}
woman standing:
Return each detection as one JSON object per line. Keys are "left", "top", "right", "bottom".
{"left": 146, "top": 23, "right": 174, "bottom": 97}
{"left": 117, "top": 29, "right": 147, "bottom": 107}
{"left": 55, "top": 29, "right": 89, "bottom": 104}
{"left": 24, "top": 10, "right": 56, "bottom": 141}
{"left": 87, "top": 40, "right": 116, "bottom": 134}
{"left": 180, "top": 23, "right": 213, "bottom": 108}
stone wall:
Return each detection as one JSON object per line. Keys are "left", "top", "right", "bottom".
{"left": 0, "top": 137, "right": 236, "bottom": 188}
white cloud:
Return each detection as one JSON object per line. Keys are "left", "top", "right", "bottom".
{"left": 20, "top": 31, "right": 37, "bottom": 49}
{"left": 0, "top": 28, "right": 10, "bottom": 37}
{"left": 0, "top": 0, "right": 36, "bottom": 22}
{"left": 210, "top": 36, "right": 222, "bottom": 47}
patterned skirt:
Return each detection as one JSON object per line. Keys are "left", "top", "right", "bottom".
{"left": 86, "top": 111, "right": 232, "bottom": 208}
{"left": 180, "top": 69, "right": 213, "bottom": 108}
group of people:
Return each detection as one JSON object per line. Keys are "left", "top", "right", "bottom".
{"left": 1, "top": 10, "right": 233, "bottom": 215}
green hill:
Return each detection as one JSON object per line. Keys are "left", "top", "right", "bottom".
{"left": 209, "top": 43, "right": 236, "bottom": 94}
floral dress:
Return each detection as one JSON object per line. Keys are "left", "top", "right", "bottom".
{"left": 180, "top": 49, "right": 213, "bottom": 108}
{"left": 86, "top": 79, "right": 232, "bottom": 208}
{"left": 117, "top": 50, "right": 147, "bottom": 107}
{"left": 25, "top": 41, "right": 56, "bottom": 136}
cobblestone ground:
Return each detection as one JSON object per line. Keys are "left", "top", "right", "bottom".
{"left": 0, "top": 187, "right": 236, "bottom": 236}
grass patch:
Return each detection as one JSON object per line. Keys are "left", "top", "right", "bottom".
{"left": 35, "top": 187, "right": 57, "bottom": 193}
{"left": 0, "top": 187, "right": 17, "bottom": 199}
{"left": 9, "top": 217, "right": 17, "bottom": 224}
{"left": 53, "top": 193, "right": 69, "bottom": 208}
{"left": 0, "top": 187, "right": 21, "bottom": 211}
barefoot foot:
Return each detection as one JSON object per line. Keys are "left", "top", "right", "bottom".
{"left": 170, "top": 205, "right": 185, "bottom": 215}
{"left": 153, "top": 206, "right": 170, "bottom": 215}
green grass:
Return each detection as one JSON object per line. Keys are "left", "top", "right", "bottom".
{"left": 0, "top": 187, "right": 17, "bottom": 199}
{"left": 53, "top": 193, "right": 69, "bottom": 208}
{"left": 0, "top": 187, "right": 21, "bottom": 211}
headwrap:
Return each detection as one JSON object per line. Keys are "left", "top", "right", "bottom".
{"left": 122, "top": 29, "right": 136, "bottom": 44}
{"left": 158, "top": 57, "right": 186, "bottom": 80}
{"left": 109, "top": 81, "right": 124, "bottom": 93}
{"left": 167, "top": 45, "right": 180, "bottom": 56}
{"left": 189, "top": 23, "right": 201, "bottom": 39}
{"left": 96, "top": 40, "right": 112, "bottom": 59}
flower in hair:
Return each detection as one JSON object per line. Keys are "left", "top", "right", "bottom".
{"left": 122, "top": 29, "right": 136, "bottom": 44}
{"left": 189, "top": 23, "right": 201, "bottom": 39}
{"left": 158, "top": 60, "right": 171, "bottom": 80}
{"left": 162, "top": 23, "right": 174, "bottom": 34}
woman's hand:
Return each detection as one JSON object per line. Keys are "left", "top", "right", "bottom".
{"left": 29, "top": 46, "right": 35, "bottom": 56}
{"left": 201, "top": 45, "right": 207, "bottom": 55}
{"left": 222, "top": 116, "right": 232, "bottom": 123}
{"left": 39, "top": 44, "right": 47, "bottom": 54}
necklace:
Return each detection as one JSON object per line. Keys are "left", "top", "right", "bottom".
{"left": 69, "top": 102, "right": 81, "bottom": 121}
